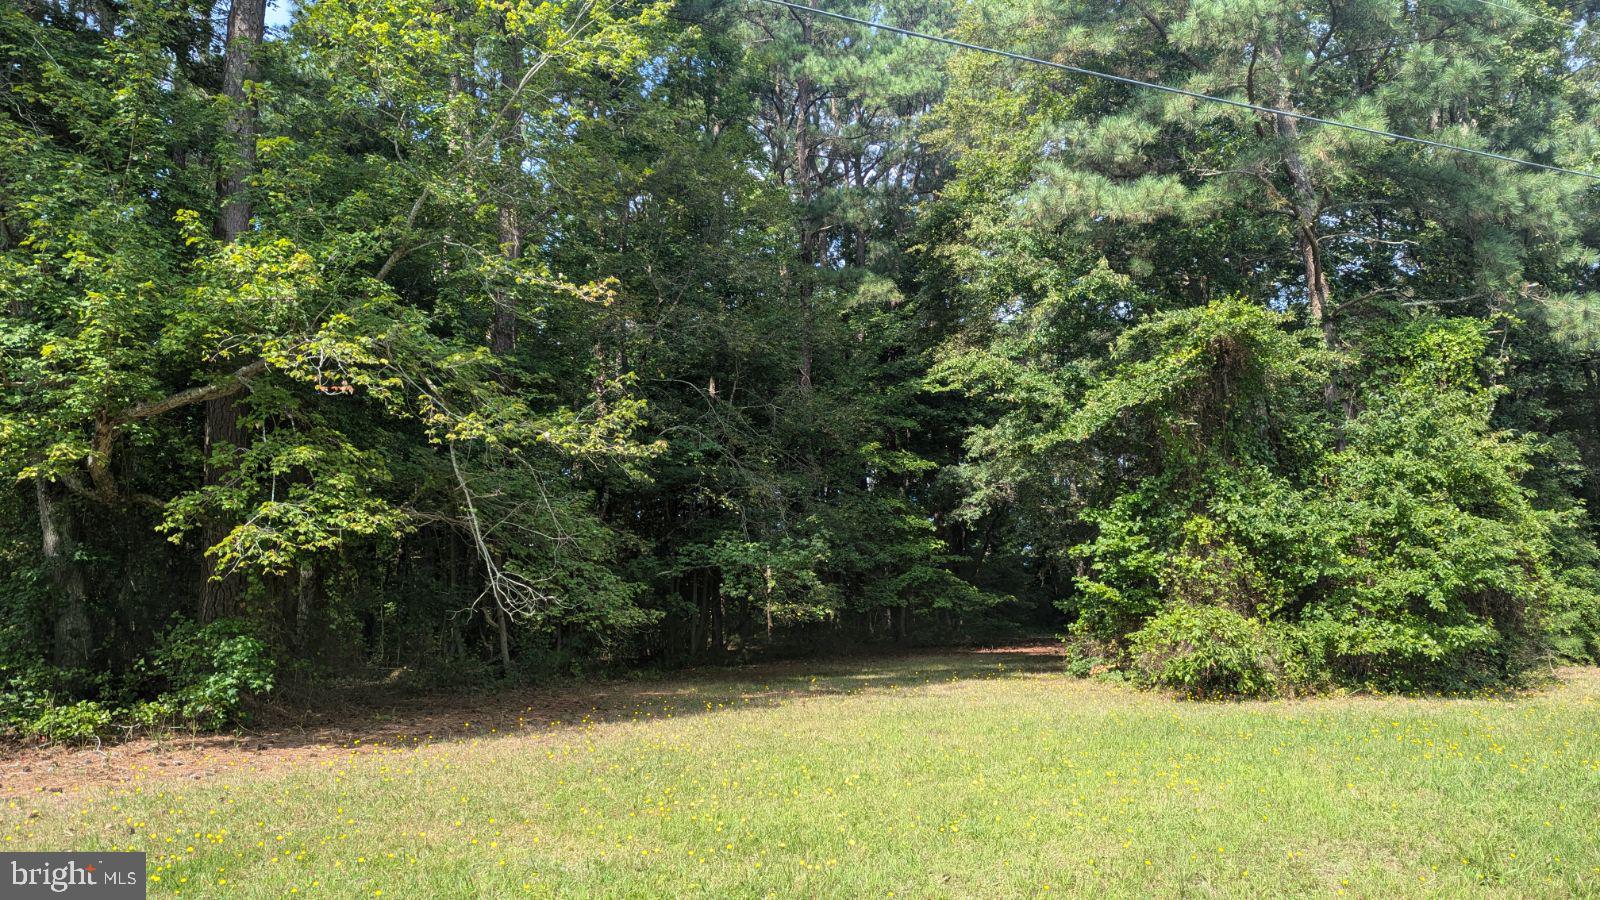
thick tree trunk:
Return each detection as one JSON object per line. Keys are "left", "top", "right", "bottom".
{"left": 201, "top": 0, "right": 267, "bottom": 622}
{"left": 215, "top": 0, "right": 265, "bottom": 244}
{"left": 489, "top": 205, "right": 521, "bottom": 357}
{"left": 200, "top": 394, "right": 245, "bottom": 621}
{"left": 36, "top": 480, "right": 92, "bottom": 669}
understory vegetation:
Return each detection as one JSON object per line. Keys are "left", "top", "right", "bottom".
{"left": 1048, "top": 302, "right": 1600, "bottom": 696}
{"left": 6, "top": 0, "right": 1600, "bottom": 735}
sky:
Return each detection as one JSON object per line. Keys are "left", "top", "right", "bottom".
{"left": 266, "top": 0, "right": 294, "bottom": 33}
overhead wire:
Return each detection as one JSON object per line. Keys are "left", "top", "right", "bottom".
{"left": 746, "top": 0, "right": 1600, "bottom": 182}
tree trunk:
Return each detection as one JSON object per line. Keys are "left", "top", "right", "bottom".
{"left": 793, "top": 25, "right": 817, "bottom": 391}
{"left": 798, "top": 224, "right": 818, "bottom": 391}
{"left": 215, "top": 0, "right": 264, "bottom": 244}
{"left": 712, "top": 573, "right": 726, "bottom": 654}
{"left": 200, "top": 394, "right": 246, "bottom": 621}
{"left": 201, "top": 0, "right": 267, "bottom": 622}
{"left": 692, "top": 572, "right": 709, "bottom": 657}
{"left": 463, "top": 42, "right": 525, "bottom": 667}
{"left": 294, "top": 560, "right": 319, "bottom": 652}
{"left": 36, "top": 480, "right": 92, "bottom": 669}
{"left": 966, "top": 515, "right": 997, "bottom": 581}
{"left": 490, "top": 605, "right": 512, "bottom": 676}
{"left": 1267, "top": 41, "right": 1344, "bottom": 439}
{"left": 489, "top": 204, "right": 521, "bottom": 358}
{"left": 1267, "top": 43, "right": 1335, "bottom": 351}
{"left": 488, "top": 40, "right": 523, "bottom": 363}
{"left": 1291, "top": 212, "right": 1334, "bottom": 349}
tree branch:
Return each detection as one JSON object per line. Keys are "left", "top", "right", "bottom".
{"left": 112, "top": 359, "right": 268, "bottom": 425}
{"left": 73, "top": 358, "right": 269, "bottom": 505}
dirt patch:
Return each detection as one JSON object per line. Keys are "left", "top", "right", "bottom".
{"left": 0, "top": 643, "right": 1063, "bottom": 799}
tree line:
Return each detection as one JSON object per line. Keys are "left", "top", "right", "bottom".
{"left": 4, "top": 0, "right": 1600, "bottom": 732}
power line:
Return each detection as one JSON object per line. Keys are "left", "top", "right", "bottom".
{"left": 748, "top": 0, "right": 1600, "bottom": 182}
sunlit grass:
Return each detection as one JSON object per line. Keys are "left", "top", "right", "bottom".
{"left": 5, "top": 654, "right": 1599, "bottom": 897}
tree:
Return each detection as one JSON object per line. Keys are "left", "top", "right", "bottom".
{"left": 202, "top": 0, "right": 269, "bottom": 621}
{"left": 939, "top": 0, "right": 1600, "bottom": 378}
{"left": 922, "top": 0, "right": 1600, "bottom": 690}
{"left": 5, "top": 0, "right": 1600, "bottom": 720}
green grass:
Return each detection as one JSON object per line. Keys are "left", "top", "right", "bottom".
{"left": 5, "top": 651, "right": 1600, "bottom": 898}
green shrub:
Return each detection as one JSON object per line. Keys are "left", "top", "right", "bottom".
{"left": 126, "top": 698, "right": 178, "bottom": 730}
{"left": 0, "top": 662, "right": 52, "bottom": 732}
{"left": 1061, "top": 635, "right": 1117, "bottom": 679}
{"left": 0, "top": 663, "right": 115, "bottom": 743}
{"left": 1543, "top": 577, "right": 1600, "bottom": 665}
{"left": 1064, "top": 653, "right": 1109, "bottom": 679}
{"left": 146, "top": 618, "right": 276, "bottom": 730}
{"left": 2, "top": 620, "right": 276, "bottom": 740}
{"left": 1129, "top": 605, "right": 1280, "bottom": 698}
{"left": 23, "top": 700, "right": 113, "bottom": 743}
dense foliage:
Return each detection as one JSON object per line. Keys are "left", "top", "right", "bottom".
{"left": 4, "top": 0, "right": 1600, "bottom": 731}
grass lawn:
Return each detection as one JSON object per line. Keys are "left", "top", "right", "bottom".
{"left": 4, "top": 649, "right": 1600, "bottom": 898}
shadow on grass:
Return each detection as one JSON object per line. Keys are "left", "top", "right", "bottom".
{"left": 1, "top": 644, "right": 1065, "bottom": 797}
{"left": 270, "top": 642, "right": 1068, "bottom": 743}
